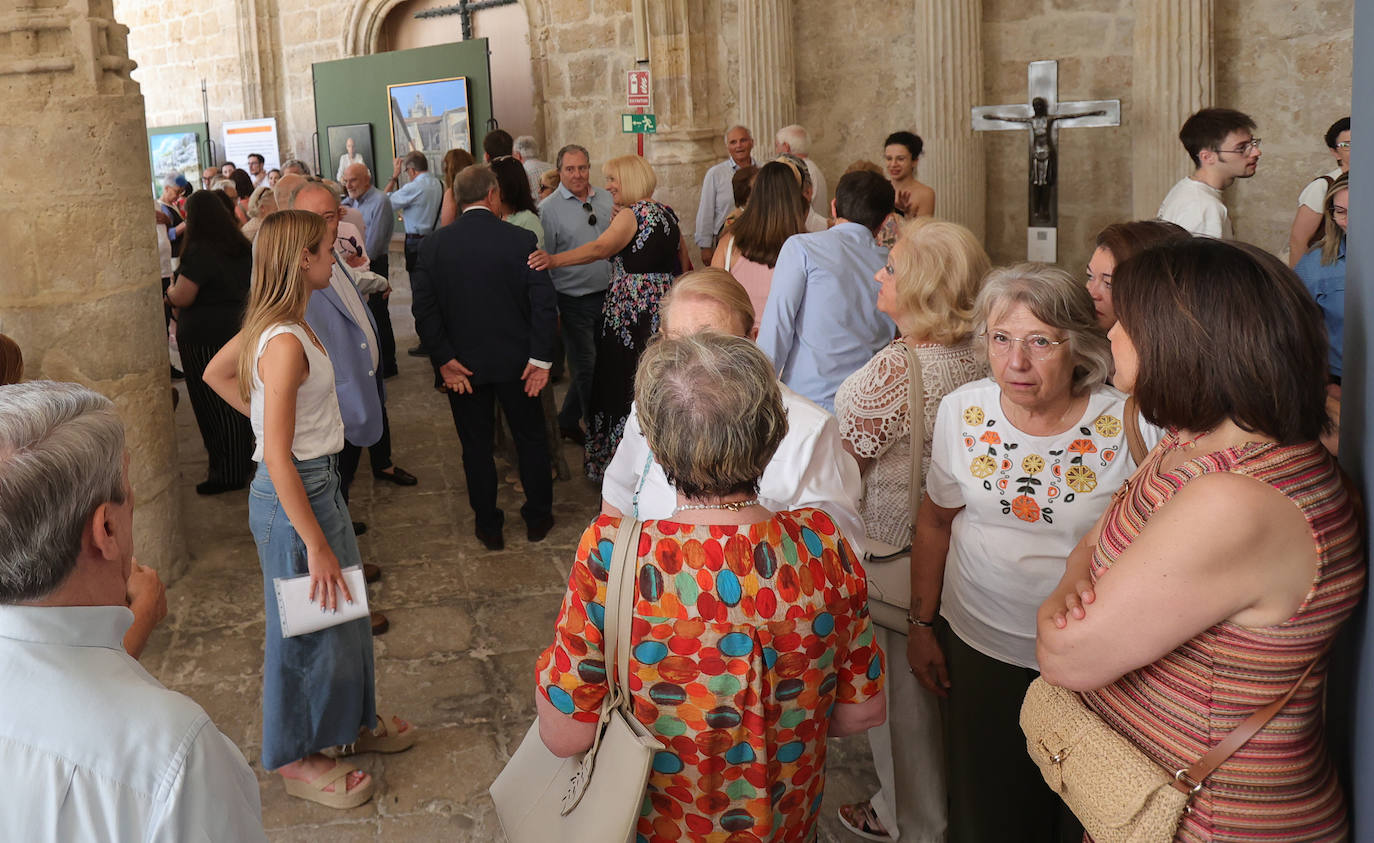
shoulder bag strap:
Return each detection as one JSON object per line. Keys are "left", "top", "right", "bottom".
{"left": 1123, "top": 395, "right": 1148, "bottom": 464}
{"left": 1173, "top": 641, "right": 1334, "bottom": 794}
{"left": 903, "top": 343, "right": 926, "bottom": 544}
{"left": 602, "top": 517, "right": 642, "bottom": 711}
{"left": 723, "top": 236, "right": 735, "bottom": 271}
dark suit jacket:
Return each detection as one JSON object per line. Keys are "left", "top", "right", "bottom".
{"left": 411, "top": 207, "right": 558, "bottom": 385}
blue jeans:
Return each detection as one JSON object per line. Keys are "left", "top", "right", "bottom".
{"left": 250, "top": 454, "right": 377, "bottom": 769}
{"left": 556, "top": 290, "right": 605, "bottom": 431}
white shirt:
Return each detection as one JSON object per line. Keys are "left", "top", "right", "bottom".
{"left": 0, "top": 604, "right": 265, "bottom": 843}
{"left": 1298, "top": 167, "right": 1343, "bottom": 213}
{"left": 805, "top": 209, "right": 828, "bottom": 233}
{"left": 600, "top": 383, "right": 869, "bottom": 557}
{"left": 251, "top": 323, "right": 346, "bottom": 461}
{"left": 804, "top": 157, "right": 828, "bottom": 218}
{"left": 1157, "top": 176, "right": 1231, "bottom": 238}
{"left": 926, "top": 379, "right": 1162, "bottom": 669}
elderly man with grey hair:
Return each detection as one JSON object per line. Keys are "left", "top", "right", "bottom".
{"left": 774, "top": 124, "right": 829, "bottom": 218}
{"left": 0, "top": 381, "right": 265, "bottom": 841}
{"left": 513, "top": 135, "right": 551, "bottom": 198}
{"left": 693, "top": 124, "right": 757, "bottom": 266}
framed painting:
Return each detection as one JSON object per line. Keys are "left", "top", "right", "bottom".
{"left": 147, "top": 128, "right": 202, "bottom": 198}
{"left": 326, "top": 123, "right": 375, "bottom": 182}
{"left": 388, "top": 76, "right": 471, "bottom": 178}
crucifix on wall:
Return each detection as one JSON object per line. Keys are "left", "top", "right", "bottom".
{"left": 415, "top": 0, "right": 519, "bottom": 40}
{"left": 973, "top": 60, "right": 1120, "bottom": 262}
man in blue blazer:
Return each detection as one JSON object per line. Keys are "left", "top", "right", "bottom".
{"left": 411, "top": 166, "right": 558, "bottom": 550}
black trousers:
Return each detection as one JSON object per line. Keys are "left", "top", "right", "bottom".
{"left": 366, "top": 254, "right": 397, "bottom": 377}
{"left": 179, "top": 341, "right": 255, "bottom": 487}
{"left": 446, "top": 380, "right": 552, "bottom": 534}
{"left": 337, "top": 408, "right": 394, "bottom": 503}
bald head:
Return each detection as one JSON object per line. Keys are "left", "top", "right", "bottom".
{"left": 273, "top": 173, "right": 305, "bottom": 209}
{"left": 342, "top": 163, "right": 371, "bottom": 200}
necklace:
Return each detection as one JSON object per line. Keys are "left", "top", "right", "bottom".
{"left": 675, "top": 498, "right": 760, "bottom": 512}
{"left": 1171, "top": 429, "right": 1212, "bottom": 450}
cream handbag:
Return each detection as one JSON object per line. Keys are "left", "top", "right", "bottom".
{"left": 490, "top": 518, "right": 660, "bottom": 843}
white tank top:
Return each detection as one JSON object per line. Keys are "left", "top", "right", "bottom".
{"left": 249, "top": 322, "right": 345, "bottom": 462}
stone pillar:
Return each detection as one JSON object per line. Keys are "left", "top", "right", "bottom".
{"left": 912, "top": 0, "right": 985, "bottom": 240}
{"left": 1131, "top": 0, "right": 1214, "bottom": 220}
{"left": 737, "top": 0, "right": 795, "bottom": 152}
{"left": 645, "top": 0, "right": 723, "bottom": 251}
{"left": 0, "top": 0, "right": 186, "bottom": 579}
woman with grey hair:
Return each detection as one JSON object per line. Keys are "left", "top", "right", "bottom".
{"left": 905, "top": 263, "right": 1158, "bottom": 843}
{"left": 535, "top": 332, "right": 887, "bottom": 842}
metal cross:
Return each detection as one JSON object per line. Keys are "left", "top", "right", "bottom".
{"left": 415, "top": 0, "right": 519, "bottom": 41}
{"left": 973, "top": 60, "right": 1120, "bottom": 260}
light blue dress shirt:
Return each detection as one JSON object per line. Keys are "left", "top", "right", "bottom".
{"left": 539, "top": 183, "right": 614, "bottom": 296}
{"left": 1295, "top": 238, "right": 1347, "bottom": 377}
{"left": 756, "top": 222, "right": 895, "bottom": 412}
{"left": 693, "top": 156, "right": 757, "bottom": 248}
{"left": 342, "top": 185, "right": 395, "bottom": 260}
{"left": 0, "top": 604, "right": 265, "bottom": 842}
{"left": 389, "top": 170, "right": 443, "bottom": 235}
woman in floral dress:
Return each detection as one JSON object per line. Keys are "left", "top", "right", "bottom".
{"left": 905, "top": 264, "right": 1159, "bottom": 843}
{"left": 530, "top": 154, "right": 688, "bottom": 480}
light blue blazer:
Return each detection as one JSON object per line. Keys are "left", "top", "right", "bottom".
{"left": 305, "top": 271, "right": 384, "bottom": 448}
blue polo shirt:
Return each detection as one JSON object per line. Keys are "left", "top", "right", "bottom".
{"left": 539, "top": 183, "right": 614, "bottom": 296}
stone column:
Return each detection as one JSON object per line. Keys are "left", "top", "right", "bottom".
{"left": 645, "top": 0, "right": 724, "bottom": 250}
{"left": 912, "top": 0, "right": 985, "bottom": 240}
{"left": 737, "top": 0, "right": 795, "bottom": 152}
{"left": 0, "top": 0, "right": 186, "bottom": 578}
{"left": 1131, "top": 0, "right": 1214, "bottom": 219}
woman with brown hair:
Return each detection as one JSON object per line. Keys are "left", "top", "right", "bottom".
{"left": 710, "top": 161, "right": 807, "bottom": 329}
{"left": 437, "top": 147, "right": 477, "bottom": 227}
{"left": 1084, "top": 219, "right": 1188, "bottom": 332}
{"left": 1038, "top": 238, "right": 1363, "bottom": 841}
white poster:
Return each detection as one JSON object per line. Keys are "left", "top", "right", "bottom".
{"left": 220, "top": 118, "right": 281, "bottom": 170}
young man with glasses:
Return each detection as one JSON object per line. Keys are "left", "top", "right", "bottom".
{"left": 538, "top": 144, "right": 614, "bottom": 443}
{"left": 1158, "top": 107, "right": 1261, "bottom": 238}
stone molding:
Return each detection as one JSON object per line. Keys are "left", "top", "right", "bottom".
{"left": 737, "top": 0, "right": 795, "bottom": 151}
{"left": 913, "top": 0, "right": 984, "bottom": 240}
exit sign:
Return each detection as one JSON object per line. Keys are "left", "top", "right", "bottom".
{"left": 621, "top": 113, "right": 657, "bottom": 134}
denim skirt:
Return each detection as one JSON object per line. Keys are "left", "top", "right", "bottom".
{"left": 249, "top": 454, "right": 377, "bottom": 769}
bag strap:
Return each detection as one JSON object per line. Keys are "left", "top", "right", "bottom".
{"left": 1172, "top": 642, "right": 1332, "bottom": 794}
{"left": 602, "top": 517, "right": 642, "bottom": 712}
{"left": 724, "top": 236, "right": 735, "bottom": 271}
{"left": 902, "top": 342, "right": 926, "bottom": 543}
{"left": 1123, "top": 395, "right": 1148, "bottom": 464}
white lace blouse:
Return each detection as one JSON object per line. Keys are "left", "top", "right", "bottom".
{"left": 834, "top": 339, "right": 983, "bottom": 549}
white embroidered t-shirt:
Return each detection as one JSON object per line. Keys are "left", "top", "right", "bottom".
{"left": 925, "top": 378, "right": 1162, "bottom": 669}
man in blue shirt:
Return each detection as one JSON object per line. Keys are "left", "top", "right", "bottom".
{"left": 385, "top": 151, "right": 444, "bottom": 356}
{"left": 341, "top": 162, "right": 398, "bottom": 377}
{"left": 694, "top": 125, "right": 756, "bottom": 266}
{"left": 539, "top": 144, "right": 614, "bottom": 442}
{"left": 757, "top": 170, "right": 897, "bottom": 412}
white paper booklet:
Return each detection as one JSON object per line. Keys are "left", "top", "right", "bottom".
{"left": 273, "top": 565, "right": 370, "bottom": 638}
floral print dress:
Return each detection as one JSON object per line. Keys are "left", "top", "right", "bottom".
{"left": 584, "top": 200, "right": 681, "bottom": 481}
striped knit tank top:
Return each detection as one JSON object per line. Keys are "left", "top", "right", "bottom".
{"left": 1081, "top": 433, "right": 1364, "bottom": 842}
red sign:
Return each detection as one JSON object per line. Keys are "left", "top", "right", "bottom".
{"left": 627, "top": 70, "right": 651, "bottom": 108}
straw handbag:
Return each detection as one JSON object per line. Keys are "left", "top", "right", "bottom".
{"left": 490, "top": 519, "right": 660, "bottom": 843}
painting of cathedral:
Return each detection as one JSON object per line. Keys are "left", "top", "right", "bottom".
{"left": 387, "top": 76, "right": 471, "bottom": 176}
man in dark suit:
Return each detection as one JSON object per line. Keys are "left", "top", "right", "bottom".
{"left": 411, "top": 166, "right": 558, "bottom": 550}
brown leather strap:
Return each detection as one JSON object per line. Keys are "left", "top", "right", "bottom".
{"left": 1123, "top": 395, "right": 1147, "bottom": 464}
{"left": 1171, "top": 644, "right": 1331, "bottom": 794}
{"left": 902, "top": 342, "right": 926, "bottom": 543}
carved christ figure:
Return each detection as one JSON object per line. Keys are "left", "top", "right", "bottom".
{"left": 987, "top": 97, "right": 1106, "bottom": 223}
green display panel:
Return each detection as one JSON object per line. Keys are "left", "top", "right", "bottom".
{"left": 312, "top": 40, "right": 493, "bottom": 181}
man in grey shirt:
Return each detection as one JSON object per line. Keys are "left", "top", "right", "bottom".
{"left": 539, "top": 144, "right": 613, "bottom": 442}
{"left": 341, "top": 162, "right": 398, "bottom": 377}
{"left": 694, "top": 124, "right": 756, "bottom": 266}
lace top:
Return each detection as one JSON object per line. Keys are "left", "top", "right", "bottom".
{"left": 834, "top": 339, "right": 982, "bottom": 548}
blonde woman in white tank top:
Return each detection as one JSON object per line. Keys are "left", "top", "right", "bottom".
{"left": 206, "top": 210, "right": 414, "bottom": 810}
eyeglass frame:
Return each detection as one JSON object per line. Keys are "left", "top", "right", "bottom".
{"left": 980, "top": 329, "right": 1069, "bottom": 360}
{"left": 1213, "top": 137, "right": 1262, "bottom": 156}
{"left": 1336, "top": 141, "right": 1352, "bottom": 150}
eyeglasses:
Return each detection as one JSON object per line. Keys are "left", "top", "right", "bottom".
{"left": 983, "top": 330, "right": 1067, "bottom": 360}
{"left": 1336, "top": 141, "right": 1352, "bottom": 150}
{"left": 583, "top": 201, "right": 597, "bottom": 227}
{"left": 1214, "top": 138, "right": 1261, "bottom": 155}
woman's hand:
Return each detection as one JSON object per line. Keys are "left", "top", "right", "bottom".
{"left": 1048, "top": 578, "right": 1096, "bottom": 629}
{"left": 306, "top": 541, "right": 352, "bottom": 611}
{"left": 528, "top": 249, "right": 554, "bottom": 271}
{"left": 906, "top": 628, "right": 950, "bottom": 698}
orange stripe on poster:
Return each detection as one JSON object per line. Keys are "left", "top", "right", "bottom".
{"left": 226, "top": 126, "right": 273, "bottom": 134}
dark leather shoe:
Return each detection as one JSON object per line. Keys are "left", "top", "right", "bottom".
{"left": 406, "top": 344, "right": 428, "bottom": 358}
{"left": 374, "top": 466, "right": 418, "bottom": 486}
{"left": 370, "top": 611, "right": 390, "bottom": 635}
{"left": 475, "top": 526, "right": 505, "bottom": 551}
{"left": 363, "top": 563, "right": 381, "bottom": 583}
{"left": 560, "top": 426, "right": 585, "bottom": 445}
{"left": 526, "top": 516, "right": 555, "bottom": 543}
{"left": 353, "top": 521, "right": 368, "bottom": 536}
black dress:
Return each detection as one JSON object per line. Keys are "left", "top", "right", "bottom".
{"left": 584, "top": 200, "right": 681, "bottom": 480}
{"left": 175, "top": 246, "right": 255, "bottom": 489}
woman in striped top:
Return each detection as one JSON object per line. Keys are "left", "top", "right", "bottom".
{"left": 1036, "top": 238, "right": 1364, "bottom": 841}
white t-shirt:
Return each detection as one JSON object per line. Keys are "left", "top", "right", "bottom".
{"left": 926, "top": 379, "right": 1162, "bottom": 669}
{"left": 250, "top": 323, "right": 345, "bottom": 462}
{"left": 1157, "top": 177, "right": 1231, "bottom": 238}
{"left": 1298, "top": 167, "right": 1343, "bottom": 213}
{"left": 805, "top": 209, "right": 828, "bottom": 233}
{"left": 600, "top": 382, "right": 869, "bottom": 557}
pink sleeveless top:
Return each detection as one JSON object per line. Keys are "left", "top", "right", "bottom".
{"left": 725, "top": 242, "right": 775, "bottom": 331}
